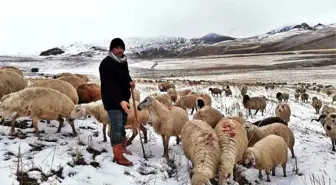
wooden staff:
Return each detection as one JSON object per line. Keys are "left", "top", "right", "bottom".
{"left": 131, "top": 87, "right": 147, "bottom": 160}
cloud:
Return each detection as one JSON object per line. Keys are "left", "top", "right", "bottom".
{"left": 0, "top": 0, "right": 335, "bottom": 55}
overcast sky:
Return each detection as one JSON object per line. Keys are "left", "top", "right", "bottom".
{"left": 0, "top": 0, "right": 335, "bottom": 55}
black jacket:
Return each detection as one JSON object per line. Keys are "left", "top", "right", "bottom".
{"left": 99, "top": 55, "right": 132, "bottom": 110}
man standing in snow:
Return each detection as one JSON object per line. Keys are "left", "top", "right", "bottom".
{"left": 99, "top": 38, "right": 135, "bottom": 166}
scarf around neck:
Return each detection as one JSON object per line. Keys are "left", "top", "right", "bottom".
{"left": 108, "top": 51, "right": 127, "bottom": 63}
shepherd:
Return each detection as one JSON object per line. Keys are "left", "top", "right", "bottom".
{"left": 99, "top": 38, "right": 135, "bottom": 166}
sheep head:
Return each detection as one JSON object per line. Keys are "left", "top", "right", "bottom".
{"left": 324, "top": 113, "right": 336, "bottom": 133}
{"left": 196, "top": 98, "right": 205, "bottom": 109}
{"left": 312, "top": 96, "right": 318, "bottom": 102}
{"left": 138, "top": 96, "right": 155, "bottom": 111}
{"left": 276, "top": 104, "right": 287, "bottom": 113}
{"left": 242, "top": 148, "right": 256, "bottom": 168}
{"left": 70, "top": 105, "right": 86, "bottom": 120}
{"left": 242, "top": 95, "right": 250, "bottom": 104}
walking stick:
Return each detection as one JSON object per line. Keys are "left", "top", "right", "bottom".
{"left": 131, "top": 87, "right": 147, "bottom": 160}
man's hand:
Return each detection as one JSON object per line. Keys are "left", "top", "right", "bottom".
{"left": 130, "top": 81, "right": 135, "bottom": 89}
{"left": 120, "top": 101, "right": 130, "bottom": 114}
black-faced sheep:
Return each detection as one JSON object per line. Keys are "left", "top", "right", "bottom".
{"left": 244, "top": 123, "right": 295, "bottom": 158}
{"left": 208, "top": 88, "right": 222, "bottom": 96}
{"left": 0, "top": 87, "right": 77, "bottom": 137}
{"left": 180, "top": 119, "right": 220, "bottom": 185}
{"left": 29, "top": 79, "right": 79, "bottom": 104}
{"left": 76, "top": 83, "right": 101, "bottom": 104}
{"left": 214, "top": 118, "right": 248, "bottom": 183}
{"left": 251, "top": 116, "right": 287, "bottom": 127}
{"left": 275, "top": 103, "right": 291, "bottom": 124}
{"left": 276, "top": 92, "right": 283, "bottom": 102}
{"left": 224, "top": 88, "right": 232, "bottom": 97}
{"left": 138, "top": 96, "right": 189, "bottom": 159}
{"left": 192, "top": 106, "right": 223, "bottom": 128}
{"left": 311, "top": 105, "right": 336, "bottom": 123}
{"left": 243, "top": 95, "right": 267, "bottom": 117}
{"left": 197, "top": 93, "right": 212, "bottom": 107}
{"left": 242, "top": 134, "right": 288, "bottom": 182}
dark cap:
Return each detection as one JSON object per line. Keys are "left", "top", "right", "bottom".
{"left": 109, "top": 38, "right": 125, "bottom": 51}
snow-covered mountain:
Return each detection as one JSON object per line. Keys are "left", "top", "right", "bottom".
{"left": 39, "top": 22, "right": 336, "bottom": 59}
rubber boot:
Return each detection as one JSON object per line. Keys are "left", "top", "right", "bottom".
{"left": 122, "top": 136, "right": 132, "bottom": 155}
{"left": 112, "top": 144, "right": 133, "bottom": 166}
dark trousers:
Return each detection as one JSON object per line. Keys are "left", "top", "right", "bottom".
{"left": 107, "top": 109, "right": 127, "bottom": 146}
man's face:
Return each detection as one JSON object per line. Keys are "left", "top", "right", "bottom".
{"left": 112, "top": 47, "right": 124, "bottom": 57}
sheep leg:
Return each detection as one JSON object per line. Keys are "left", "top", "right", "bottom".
{"left": 290, "top": 147, "right": 295, "bottom": 158}
{"left": 56, "top": 118, "right": 64, "bottom": 133}
{"left": 162, "top": 135, "right": 170, "bottom": 159}
{"left": 9, "top": 114, "right": 19, "bottom": 136}
{"left": 258, "top": 170, "right": 262, "bottom": 179}
{"left": 191, "top": 107, "right": 195, "bottom": 114}
{"left": 248, "top": 109, "right": 252, "bottom": 116}
{"left": 254, "top": 109, "right": 260, "bottom": 115}
{"left": 140, "top": 124, "right": 148, "bottom": 143}
{"left": 127, "top": 128, "right": 138, "bottom": 146}
{"left": 68, "top": 119, "right": 77, "bottom": 137}
{"left": 32, "top": 117, "right": 39, "bottom": 137}
{"left": 271, "top": 167, "right": 276, "bottom": 176}
{"left": 102, "top": 123, "right": 107, "bottom": 142}
{"left": 282, "top": 163, "right": 287, "bottom": 177}
{"left": 176, "top": 136, "right": 180, "bottom": 145}
{"left": 331, "top": 139, "right": 335, "bottom": 152}
{"left": 265, "top": 169, "right": 271, "bottom": 182}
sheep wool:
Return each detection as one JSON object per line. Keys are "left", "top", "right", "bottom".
{"left": 154, "top": 94, "right": 173, "bottom": 107}
{"left": 30, "top": 79, "right": 79, "bottom": 104}
{"left": 181, "top": 120, "right": 220, "bottom": 185}
{"left": 76, "top": 83, "right": 102, "bottom": 104}
{"left": 0, "top": 70, "right": 27, "bottom": 99}
{"left": 244, "top": 123, "right": 295, "bottom": 158}
{"left": 0, "top": 66, "right": 24, "bottom": 77}
{"left": 0, "top": 87, "right": 76, "bottom": 137}
{"left": 192, "top": 106, "right": 223, "bottom": 128}
{"left": 214, "top": 118, "right": 248, "bottom": 184}
{"left": 167, "top": 88, "right": 178, "bottom": 102}
{"left": 57, "top": 74, "right": 86, "bottom": 88}
{"left": 242, "top": 134, "right": 288, "bottom": 182}
{"left": 275, "top": 103, "right": 291, "bottom": 123}
{"left": 174, "top": 94, "right": 198, "bottom": 114}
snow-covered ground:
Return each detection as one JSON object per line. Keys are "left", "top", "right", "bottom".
{"left": 1, "top": 81, "right": 336, "bottom": 185}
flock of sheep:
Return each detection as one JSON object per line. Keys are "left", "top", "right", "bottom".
{"left": 1, "top": 66, "right": 336, "bottom": 185}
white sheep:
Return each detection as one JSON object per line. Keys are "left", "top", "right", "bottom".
{"left": 214, "top": 118, "right": 248, "bottom": 184}
{"left": 180, "top": 119, "right": 220, "bottom": 185}
{"left": 138, "top": 96, "right": 189, "bottom": 159}
{"left": 244, "top": 123, "right": 295, "bottom": 158}
{"left": 192, "top": 106, "right": 223, "bottom": 128}
{"left": 242, "top": 134, "right": 288, "bottom": 182}
{"left": 0, "top": 87, "right": 77, "bottom": 137}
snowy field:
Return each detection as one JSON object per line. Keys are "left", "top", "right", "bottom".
{"left": 1, "top": 80, "right": 336, "bottom": 185}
